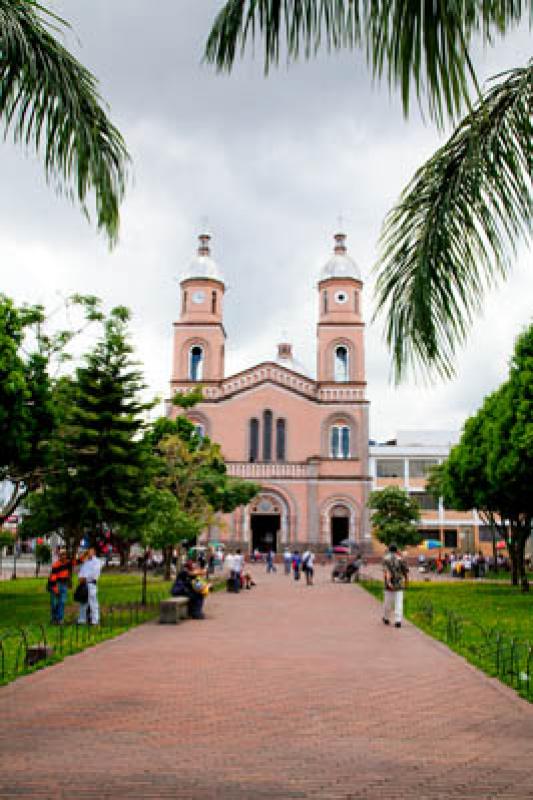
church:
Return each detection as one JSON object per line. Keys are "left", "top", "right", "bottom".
{"left": 168, "top": 232, "right": 372, "bottom": 553}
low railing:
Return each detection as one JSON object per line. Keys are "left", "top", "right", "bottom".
{"left": 227, "top": 462, "right": 314, "bottom": 479}
{"left": 414, "top": 602, "right": 533, "bottom": 701}
{"left": 0, "top": 593, "right": 166, "bottom": 685}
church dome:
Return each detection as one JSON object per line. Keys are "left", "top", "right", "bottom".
{"left": 275, "top": 342, "right": 310, "bottom": 377}
{"left": 319, "top": 233, "right": 361, "bottom": 281}
{"left": 181, "top": 234, "right": 225, "bottom": 284}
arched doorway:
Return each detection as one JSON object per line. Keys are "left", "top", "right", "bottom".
{"left": 249, "top": 494, "right": 287, "bottom": 553}
{"left": 330, "top": 504, "right": 350, "bottom": 547}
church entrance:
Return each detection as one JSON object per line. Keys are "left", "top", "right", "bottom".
{"left": 330, "top": 504, "right": 350, "bottom": 546}
{"left": 251, "top": 514, "right": 280, "bottom": 554}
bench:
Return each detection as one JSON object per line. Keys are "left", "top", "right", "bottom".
{"left": 159, "top": 597, "right": 189, "bottom": 624}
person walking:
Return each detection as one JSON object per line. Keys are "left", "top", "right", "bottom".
{"left": 233, "top": 548, "right": 244, "bottom": 592}
{"left": 292, "top": 550, "right": 302, "bottom": 581}
{"left": 47, "top": 548, "right": 84, "bottom": 624}
{"left": 283, "top": 548, "right": 292, "bottom": 575}
{"left": 266, "top": 549, "right": 277, "bottom": 573}
{"left": 77, "top": 546, "right": 102, "bottom": 625}
{"left": 382, "top": 543, "right": 409, "bottom": 628}
{"left": 301, "top": 549, "right": 315, "bottom": 585}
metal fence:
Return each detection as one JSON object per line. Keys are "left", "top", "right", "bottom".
{"left": 0, "top": 593, "right": 166, "bottom": 685}
{"left": 415, "top": 601, "right": 533, "bottom": 701}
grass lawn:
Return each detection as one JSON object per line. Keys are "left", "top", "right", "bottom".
{"left": 0, "top": 572, "right": 171, "bottom": 629}
{"left": 361, "top": 579, "right": 533, "bottom": 700}
{"left": 0, "top": 572, "right": 172, "bottom": 685}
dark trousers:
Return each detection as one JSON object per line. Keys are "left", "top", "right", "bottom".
{"left": 189, "top": 593, "right": 205, "bottom": 619}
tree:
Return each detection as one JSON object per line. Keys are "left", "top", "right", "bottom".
{"left": 64, "top": 307, "right": 155, "bottom": 555}
{"left": 429, "top": 323, "right": 533, "bottom": 589}
{"left": 20, "top": 306, "right": 155, "bottom": 560}
{"left": 0, "top": 293, "right": 103, "bottom": 525}
{"left": 149, "top": 399, "right": 259, "bottom": 579}
{"left": 367, "top": 485, "right": 422, "bottom": 548}
{"left": 374, "top": 62, "right": 532, "bottom": 381}
{"left": 1, "top": 0, "right": 130, "bottom": 245}
{"left": 205, "top": 2, "right": 531, "bottom": 379}
{"left": 34, "top": 541, "right": 51, "bottom": 577}
{"left": 138, "top": 486, "right": 203, "bottom": 603}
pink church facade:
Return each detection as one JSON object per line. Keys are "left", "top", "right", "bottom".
{"left": 168, "top": 233, "right": 372, "bottom": 553}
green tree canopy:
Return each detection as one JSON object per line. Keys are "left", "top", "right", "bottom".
{"left": 205, "top": 1, "right": 527, "bottom": 127}
{"left": 0, "top": 293, "right": 103, "bottom": 524}
{"left": 368, "top": 485, "right": 422, "bottom": 548}
{"left": 1, "top": 0, "right": 130, "bottom": 245}
{"left": 20, "top": 306, "right": 155, "bottom": 555}
{"left": 429, "top": 323, "right": 533, "bottom": 588}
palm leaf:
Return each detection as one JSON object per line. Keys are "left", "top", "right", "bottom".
{"left": 0, "top": 0, "right": 130, "bottom": 246}
{"left": 373, "top": 61, "right": 532, "bottom": 382}
{"left": 204, "top": 1, "right": 528, "bottom": 126}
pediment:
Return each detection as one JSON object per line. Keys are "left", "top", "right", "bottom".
{"left": 204, "top": 362, "right": 318, "bottom": 402}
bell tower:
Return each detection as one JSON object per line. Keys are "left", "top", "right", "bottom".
{"left": 316, "top": 232, "right": 365, "bottom": 384}
{"left": 171, "top": 233, "right": 226, "bottom": 386}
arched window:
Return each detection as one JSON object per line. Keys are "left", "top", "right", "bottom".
{"left": 263, "top": 410, "right": 273, "bottom": 461}
{"left": 193, "top": 423, "right": 205, "bottom": 439}
{"left": 189, "top": 345, "right": 204, "bottom": 381}
{"left": 211, "top": 290, "right": 217, "bottom": 313}
{"left": 334, "top": 345, "right": 349, "bottom": 382}
{"left": 330, "top": 425, "right": 350, "bottom": 459}
{"left": 249, "top": 418, "right": 259, "bottom": 462}
{"left": 276, "top": 418, "right": 286, "bottom": 461}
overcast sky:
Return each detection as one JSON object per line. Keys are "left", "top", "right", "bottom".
{"left": 1, "top": 2, "right": 531, "bottom": 441}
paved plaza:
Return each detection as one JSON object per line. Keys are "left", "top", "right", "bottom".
{"left": 1, "top": 566, "right": 533, "bottom": 799}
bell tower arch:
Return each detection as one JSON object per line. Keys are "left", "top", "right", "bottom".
{"left": 316, "top": 232, "right": 365, "bottom": 384}
{"left": 171, "top": 233, "right": 226, "bottom": 384}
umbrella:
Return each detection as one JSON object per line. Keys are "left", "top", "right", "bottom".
{"left": 333, "top": 546, "right": 350, "bottom": 554}
{"left": 422, "top": 539, "right": 442, "bottom": 549}
{"left": 496, "top": 540, "right": 507, "bottom": 550}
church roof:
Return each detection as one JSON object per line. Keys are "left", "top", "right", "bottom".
{"left": 319, "top": 233, "right": 361, "bottom": 282}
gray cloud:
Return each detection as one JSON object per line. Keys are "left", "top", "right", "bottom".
{"left": 1, "top": 2, "right": 531, "bottom": 441}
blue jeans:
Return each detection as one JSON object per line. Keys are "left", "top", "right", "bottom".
{"left": 50, "top": 583, "right": 68, "bottom": 623}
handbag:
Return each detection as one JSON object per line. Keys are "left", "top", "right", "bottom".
{"left": 74, "top": 581, "right": 89, "bottom": 603}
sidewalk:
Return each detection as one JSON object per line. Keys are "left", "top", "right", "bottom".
{"left": 1, "top": 564, "right": 532, "bottom": 799}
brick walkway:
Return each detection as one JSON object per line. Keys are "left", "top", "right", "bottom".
{"left": 1, "top": 566, "right": 533, "bottom": 799}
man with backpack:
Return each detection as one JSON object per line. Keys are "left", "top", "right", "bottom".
{"left": 301, "top": 549, "right": 315, "bottom": 585}
{"left": 382, "top": 543, "right": 409, "bottom": 628}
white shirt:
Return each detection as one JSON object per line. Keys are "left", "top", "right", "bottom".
{"left": 78, "top": 555, "right": 102, "bottom": 582}
{"left": 283, "top": 550, "right": 292, "bottom": 561}
{"left": 302, "top": 551, "right": 314, "bottom": 568}
{"left": 224, "top": 554, "right": 234, "bottom": 573}
{"left": 233, "top": 554, "right": 244, "bottom": 574}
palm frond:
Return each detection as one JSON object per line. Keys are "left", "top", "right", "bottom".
{"left": 0, "top": 0, "right": 130, "bottom": 246}
{"left": 204, "top": 1, "right": 528, "bottom": 125}
{"left": 373, "top": 61, "right": 532, "bottom": 382}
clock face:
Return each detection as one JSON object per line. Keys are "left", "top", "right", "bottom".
{"left": 335, "top": 290, "right": 348, "bottom": 304}
{"left": 192, "top": 290, "right": 205, "bottom": 305}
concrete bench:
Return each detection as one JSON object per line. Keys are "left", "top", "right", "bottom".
{"left": 159, "top": 597, "right": 189, "bottom": 624}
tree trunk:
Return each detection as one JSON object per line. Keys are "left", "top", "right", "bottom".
{"left": 141, "top": 550, "right": 148, "bottom": 607}
{"left": 163, "top": 545, "right": 173, "bottom": 582}
{"left": 35, "top": 560, "right": 40, "bottom": 578}
{"left": 509, "top": 536, "right": 519, "bottom": 586}
{"left": 517, "top": 527, "right": 529, "bottom": 593}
